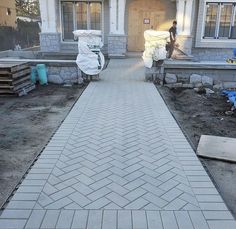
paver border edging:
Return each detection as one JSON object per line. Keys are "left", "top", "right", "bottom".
{"left": 155, "top": 84, "right": 235, "bottom": 219}
{"left": 0, "top": 85, "right": 87, "bottom": 211}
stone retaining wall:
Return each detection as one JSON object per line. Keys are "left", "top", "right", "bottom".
{"left": 161, "top": 72, "right": 236, "bottom": 90}
{"left": 39, "top": 33, "right": 61, "bottom": 52}
{"left": 192, "top": 48, "right": 232, "bottom": 61}
{"left": 30, "top": 63, "right": 80, "bottom": 84}
{"left": 145, "top": 61, "right": 236, "bottom": 90}
{"left": 30, "top": 62, "right": 101, "bottom": 84}
{"left": 47, "top": 65, "right": 79, "bottom": 84}
{"left": 108, "top": 35, "right": 127, "bottom": 58}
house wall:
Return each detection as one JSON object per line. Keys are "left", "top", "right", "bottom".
{"left": 107, "top": 0, "right": 176, "bottom": 56}
{"left": 191, "top": 0, "right": 235, "bottom": 61}
{"left": 0, "top": 0, "right": 16, "bottom": 27}
{"left": 39, "top": 0, "right": 235, "bottom": 60}
{"left": 59, "top": 0, "right": 110, "bottom": 54}
{"left": 125, "top": 0, "right": 176, "bottom": 36}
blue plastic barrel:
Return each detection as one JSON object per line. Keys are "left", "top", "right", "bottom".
{"left": 31, "top": 67, "right": 37, "bottom": 84}
{"left": 36, "top": 64, "right": 48, "bottom": 85}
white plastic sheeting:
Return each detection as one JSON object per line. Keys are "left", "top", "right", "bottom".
{"left": 73, "top": 30, "right": 103, "bottom": 49}
{"left": 73, "top": 30, "right": 105, "bottom": 75}
{"left": 76, "top": 41, "right": 105, "bottom": 75}
{"left": 142, "top": 30, "right": 169, "bottom": 68}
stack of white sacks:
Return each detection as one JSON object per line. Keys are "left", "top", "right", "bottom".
{"left": 73, "top": 30, "right": 105, "bottom": 77}
{"left": 142, "top": 30, "right": 169, "bottom": 68}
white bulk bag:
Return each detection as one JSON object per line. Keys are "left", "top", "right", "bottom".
{"left": 73, "top": 30, "right": 105, "bottom": 75}
{"left": 73, "top": 30, "right": 103, "bottom": 49}
{"left": 76, "top": 41, "right": 105, "bottom": 75}
{"left": 143, "top": 30, "right": 169, "bottom": 68}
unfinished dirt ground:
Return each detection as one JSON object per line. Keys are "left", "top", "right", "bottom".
{"left": 0, "top": 84, "right": 85, "bottom": 208}
{"left": 157, "top": 85, "right": 236, "bottom": 217}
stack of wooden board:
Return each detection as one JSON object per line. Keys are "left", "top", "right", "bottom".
{"left": 0, "top": 62, "right": 35, "bottom": 96}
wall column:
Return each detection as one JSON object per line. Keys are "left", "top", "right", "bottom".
{"left": 39, "top": 0, "right": 61, "bottom": 52}
{"left": 108, "top": 0, "right": 127, "bottom": 57}
{"left": 176, "top": 0, "right": 194, "bottom": 55}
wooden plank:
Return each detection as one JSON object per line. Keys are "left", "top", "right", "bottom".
{"left": 0, "top": 75, "right": 30, "bottom": 86}
{"left": 128, "top": 0, "right": 167, "bottom": 51}
{"left": 13, "top": 80, "right": 32, "bottom": 91}
{"left": 0, "top": 78, "right": 12, "bottom": 82}
{"left": 0, "top": 67, "right": 29, "bottom": 75}
{"left": 0, "top": 70, "right": 12, "bottom": 75}
{"left": 0, "top": 85, "right": 14, "bottom": 89}
{"left": 0, "top": 89, "right": 15, "bottom": 94}
{"left": 12, "top": 68, "right": 31, "bottom": 79}
{"left": 17, "top": 84, "right": 35, "bottom": 96}
{"left": 0, "top": 80, "right": 12, "bottom": 85}
{"left": 0, "top": 94, "right": 14, "bottom": 96}
{"left": 0, "top": 83, "right": 35, "bottom": 96}
{"left": 12, "top": 75, "right": 31, "bottom": 86}
{"left": 0, "top": 79, "right": 31, "bottom": 90}
{"left": 0, "top": 62, "right": 29, "bottom": 73}
{"left": 197, "top": 135, "right": 236, "bottom": 162}
{"left": 11, "top": 63, "right": 29, "bottom": 73}
{"left": 0, "top": 69, "right": 31, "bottom": 82}
{"left": 0, "top": 62, "right": 28, "bottom": 68}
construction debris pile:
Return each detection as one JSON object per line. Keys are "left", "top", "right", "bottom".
{"left": 0, "top": 62, "right": 35, "bottom": 96}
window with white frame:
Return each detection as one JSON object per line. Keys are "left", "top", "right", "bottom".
{"left": 61, "top": 1, "right": 102, "bottom": 41}
{"left": 203, "top": 2, "right": 236, "bottom": 39}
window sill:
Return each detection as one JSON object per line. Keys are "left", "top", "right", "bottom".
{"left": 195, "top": 39, "right": 236, "bottom": 48}
{"left": 62, "top": 40, "right": 77, "bottom": 43}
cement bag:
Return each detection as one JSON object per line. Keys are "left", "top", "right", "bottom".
{"left": 76, "top": 41, "right": 105, "bottom": 75}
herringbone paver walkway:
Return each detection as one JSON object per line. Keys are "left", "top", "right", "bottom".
{"left": 0, "top": 58, "right": 235, "bottom": 229}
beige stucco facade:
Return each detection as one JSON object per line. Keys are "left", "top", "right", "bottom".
{"left": 0, "top": 0, "right": 17, "bottom": 27}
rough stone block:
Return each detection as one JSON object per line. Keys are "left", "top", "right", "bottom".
{"left": 182, "top": 83, "right": 194, "bottom": 89}
{"left": 108, "top": 35, "right": 127, "bottom": 56}
{"left": 165, "top": 73, "right": 177, "bottom": 84}
{"left": 48, "top": 75, "right": 64, "bottom": 84}
{"left": 156, "top": 73, "right": 164, "bottom": 81}
{"left": 213, "top": 84, "right": 223, "bottom": 90}
{"left": 177, "top": 75, "right": 190, "bottom": 83}
{"left": 202, "top": 75, "right": 213, "bottom": 86}
{"left": 49, "top": 67, "right": 60, "bottom": 75}
{"left": 223, "top": 82, "right": 236, "bottom": 89}
{"left": 190, "top": 74, "right": 202, "bottom": 84}
{"left": 195, "top": 82, "right": 203, "bottom": 88}
{"left": 165, "top": 83, "right": 183, "bottom": 88}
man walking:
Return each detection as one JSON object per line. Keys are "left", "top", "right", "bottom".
{"left": 168, "top": 21, "right": 177, "bottom": 58}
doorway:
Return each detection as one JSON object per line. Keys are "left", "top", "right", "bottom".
{"left": 127, "top": 0, "right": 175, "bottom": 51}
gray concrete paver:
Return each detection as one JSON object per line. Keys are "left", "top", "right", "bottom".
{"left": 0, "top": 59, "right": 235, "bottom": 228}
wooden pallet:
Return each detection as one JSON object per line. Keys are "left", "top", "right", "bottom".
{"left": 0, "top": 62, "right": 29, "bottom": 74}
{"left": 0, "top": 62, "right": 35, "bottom": 96}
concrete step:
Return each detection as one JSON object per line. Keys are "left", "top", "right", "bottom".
{"left": 175, "top": 54, "right": 193, "bottom": 60}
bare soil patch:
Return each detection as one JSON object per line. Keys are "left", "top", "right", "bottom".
{"left": 0, "top": 84, "right": 86, "bottom": 207}
{"left": 157, "top": 85, "right": 236, "bottom": 217}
